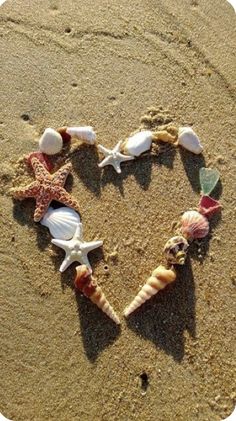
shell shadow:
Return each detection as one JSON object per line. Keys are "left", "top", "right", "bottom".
{"left": 125, "top": 257, "right": 196, "bottom": 362}
{"left": 69, "top": 144, "right": 101, "bottom": 197}
{"left": 189, "top": 210, "right": 222, "bottom": 263}
{"left": 52, "top": 246, "right": 119, "bottom": 362}
{"left": 74, "top": 291, "right": 121, "bottom": 362}
{"left": 179, "top": 148, "right": 206, "bottom": 193}
{"left": 12, "top": 199, "right": 52, "bottom": 251}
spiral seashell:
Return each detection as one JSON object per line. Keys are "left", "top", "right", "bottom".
{"left": 75, "top": 265, "right": 120, "bottom": 325}
{"left": 178, "top": 127, "right": 203, "bottom": 154}
{"left": 163, "top": 235, "right": 189, "bottom": 265}
{"left": 40, "top": 207, "right": 80, "bottom": 240}
{"left": 39, "top": 128, "right": 63, "bottom": 155}
{"left": 122, "top": 130, "right": 153, "bottom": 157}
{"left": 66, "top": 126, "right": 96, "bottom": 144}
{"left": 181, "top": 210, "right": 209, "bottom": 240}
{"left": 124, "top": 265, "right": 176, "bottom": 317}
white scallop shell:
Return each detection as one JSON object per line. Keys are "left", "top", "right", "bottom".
{"left": 178, "top": 127, "right": 203, "bottom": 154}
{"left": 66, "top": 126, "right": 96, "bottom": 144}
{"left": 39, "top": 128, "right": 63, "bottom": 155}
{"left": 40, "top": 207, "right": 80, "bottom": 240}
{"left": 123, "top": 130, "right": 153, "bottom": 157}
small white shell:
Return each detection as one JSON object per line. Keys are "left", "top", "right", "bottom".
{"left": 178, "top": 127, "right": 203, "bottom": 154}
{"left": 39, "top": 128, "right": 63, "bottom": 155}
{"left": 123, "top": 130, "right": 153, "bottom": 157}
{"left": 66, "top": 126, "right": 96, "bottom": 144}
{"left": 40, "top": 207, "right": 80, "bottom": 240}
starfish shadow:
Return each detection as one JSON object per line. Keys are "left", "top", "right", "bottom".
{"left": 126, "top": 257, "right": 196, "bottom": 362}
{"left": 69, "top": 144, "right": 101, "bottom": 197}
{"left": 100, "top": 145, "right": 176, "bottom": 195}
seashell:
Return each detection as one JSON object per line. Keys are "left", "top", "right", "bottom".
{"left": 122, "top": 130, "right": 153, "bottom": 157}
{"left": 152, "top": 130, "right": 177, "bottom": 144}
{"left": 40, "top": 207, "right": 80, "bottom": 240}
{"left": 181, "top": 210, "right": 209, "bottom": 240}
{"left": 199, "top": 167, "right": 220, "bottom": 196}
{"left": 38, "top": 128, "right": 63, "bottom": 155}
{"left": 163, "top": 235, "right": 189, "bottom": 265}
{"left": 26, "top": 151, "right": 53, "bottom": 172}
{"left": 178, "top": 127, "right": 203, "bottom": 154}
{"left": 198, "top": 195, "right": 221, "bottom": 218}
{"left": 75, "top": 265, "right": 120, "bottom": 324}
{"left": 124, "top": 265, "right": 176, "bottom": 317}
{"left": 66, "top": 126, "right": 96, "bottom": 144}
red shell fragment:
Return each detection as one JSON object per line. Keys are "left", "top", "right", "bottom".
{"left": 198, "top": 195, "right": 221, "bottom": 218}
{"left": 57, "top": 127, "right": 72, "bottom": 144}
{"left": 26, "top": 151, "right": 53, "bottom": 172}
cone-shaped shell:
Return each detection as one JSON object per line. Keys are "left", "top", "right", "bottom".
{"left": 123, "top": 130, "right": 153, "bottom": 157}
{"left": 39, "top": 128, "right": 63, "bottom": 155}
{"left": 181, "top": 210, "right": 209, "bottom": 240}
{"left": 75, "top": 265, "right": 120, "bottom": 325}
{"left": 163, "top": 235, "right": 189, "bottom": 265}
{"left": 124, "top": 265, "right": 176, "bottom": 317}
{"left": 66, "top": 126, "right": 96, "bottom": 144}
{"left": 178, "top": 127, "right": 203, "bottom": 154}
{"left": 40, "top": 207, "right": 80, "bottom": 240}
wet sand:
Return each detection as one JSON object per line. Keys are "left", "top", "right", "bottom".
{"left": 0, "top": 0, "right": 236, "bottom": 420}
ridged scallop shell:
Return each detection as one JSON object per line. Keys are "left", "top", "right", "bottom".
{"left": 163, "top": 235, "right": 189, "bottom": 265}
{"left": 178, "top": 127, "right": 203, "bottom": 154}
{"left": 123, "top": 130, "right": 153, "bottom": 157}
{"left": 40, "top": 207, "right": 80, "bottom": 240}
{"left": 181, "top": 210, "right": 209, "bottom": 240}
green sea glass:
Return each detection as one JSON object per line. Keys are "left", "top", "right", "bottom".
{"left": 199, "top": 167, "right": 220, "bottom": 195}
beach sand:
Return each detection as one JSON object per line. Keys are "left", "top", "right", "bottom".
{"left": 0, "top": 0, "right": 236, "bottom": 420}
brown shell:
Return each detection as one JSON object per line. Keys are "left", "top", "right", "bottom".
{"left": 163, "top": 235, "right": 189, "bottom": 265}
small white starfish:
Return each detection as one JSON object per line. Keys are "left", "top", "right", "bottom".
{"left": 52, "top": 223, "right": 103, "bottom": 272}
{"left": 98, "top": 141, "right": 134, "bottom": 174}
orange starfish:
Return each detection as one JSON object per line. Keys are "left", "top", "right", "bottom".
{"left": 11, "top": 158, "right": 80, "bottom": 222}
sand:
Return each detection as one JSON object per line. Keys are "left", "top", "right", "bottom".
{"left": 0, "top": 0, "right": 236, "bottom": 420}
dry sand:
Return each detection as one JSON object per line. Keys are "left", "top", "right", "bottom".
{"left": 0, "top": 0, "right": 236, "bottom": 420}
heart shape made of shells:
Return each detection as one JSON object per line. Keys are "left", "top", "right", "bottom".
{"left": 11, "top": 124, "right": 221, "bottom": 325}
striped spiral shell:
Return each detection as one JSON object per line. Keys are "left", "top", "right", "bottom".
{"left": 181, "top": 210, "right": 209, "bottom": 240}
{"left": 74, "top": 265, "right": 120, "bottom": 325}
{"left": 124, "top": 265, "right": 176, "bottom": 317}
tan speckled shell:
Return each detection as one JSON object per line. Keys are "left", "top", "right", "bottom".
{"left": 163, "top": 235, "right": 189, "bottom": 265}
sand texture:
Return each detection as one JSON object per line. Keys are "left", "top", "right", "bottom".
{"left": 0, "top": 0, "right": 236, "bottom": 420}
